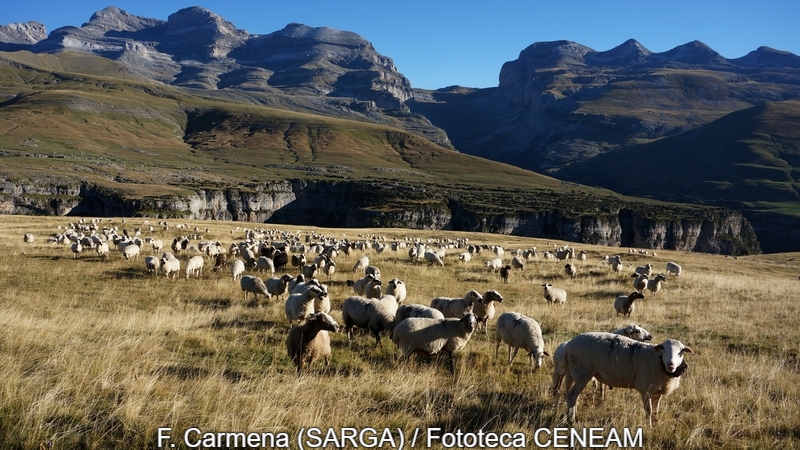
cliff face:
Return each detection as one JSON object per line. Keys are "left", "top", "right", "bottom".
{"left": 0, "top": 178, "right": 760, "bottom": 255}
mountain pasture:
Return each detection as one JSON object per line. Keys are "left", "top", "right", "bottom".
{"left": 0, "top": 215, "right": 798, "bottom": 448}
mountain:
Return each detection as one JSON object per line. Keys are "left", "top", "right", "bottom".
{"left": 0, "top": 21, "right": 47, "bottom": 51}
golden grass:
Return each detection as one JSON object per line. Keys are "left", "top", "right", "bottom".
{"left": 0, "top": 215, "right": 798, "bottom": 449}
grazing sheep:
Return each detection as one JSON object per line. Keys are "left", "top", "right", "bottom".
{"left": 147, "top": 238, "right": 163, "bottom": 254}
{"left": 352, "top": 255, "right": 369, "bottom": 273}
{"left": 635, "top": 263, "right": 654, "bottom": 277}
{"left": 631, "top": 273, "right": 649, "bottom": 292}
{"left": 121, "top": 243, "right": 141, "bottom": 261}
{"left": 431, "top": 290, "right": 482, "bottom": 318}
{"left": 395, "top": 304, "right": 445, "bottom": 323}
{"left": 486, "top": 258, "right": 503, "bottom": 273}
{"left": 561, "top": 332, "right": 693, "bottom": 425}
{"left": 266, "top": 274, "right": 295, "bottom": 300}
{"left": 385, "top": 278, "right": 407, "bottom": 304}
{"left": 95, "top": 242, "right": 110, "bottom": 260}
{"left": 564, "top": 263, "right": 577, "bottom": 279}
{"left": 185, "top": 255, "right": 204, "bottom": 279}
{"left": 212, "top": 253, "right": 228, "bottom": 272}
{"left": 473, "top": 290, "right": 504, "bottom": 334}
{"left": 291, "top": 253, "right": 307, "bottom": 268}
{"left": 458, "top": 252, "right": 472, "bottom": 266}
{"left": 341, "top": 295, "right": 399, "bottom": 346}
{"left": 424, "top": 250, "right": 445, "bottom": 267}
{"left": 392, "top": 313, "right": 478, "bottom": 373}
{"left": 499, "top": 265, "right": 511, "bottom": 284}
{"left": 494, "top": 312, "right": 549, "bottom": 371}
{"left": 23, "top": 233, "right": 34, "bottom": 245}
{"left": 614, "top": 291, "right": 646, "bottom": 318}
{"left": 323, "top": 260, "right": 336, "bottom": 280}
{"left": 542, "top": 284, "right": 567, "bottom": 307}
{"left": 511, "top": 256, "right": 525, "bottom": 270}
{"left": 665, "top": 262, "right": 682, "bottom": 277}
{"left": 240, "top": 275, "right": 269, "bottom": 301}
{"left": 285, "top": 285, "right": 327, "bottom": 326}
{"left": 160, "top": 256, "right": 180, "bottom": 279}
{"left": 229, "top": 259, "right": 245, "bottom": 280}
{"left": 286, "top": 312, "right": 339, "bottom": 375}
{"left": 646, "top": 274, "right": 667, "bottom": 297}
{"left": 144, "top": 256, "right": 161, "bottom": 274}
{"left": 256, "top": 256, "right": 275, "bottom": 274}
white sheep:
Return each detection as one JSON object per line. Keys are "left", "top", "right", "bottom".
{"left": 631, "top": 273, "right": 649, "bottom": 292}
{"left": 285, "top": 285, "right": 327, "bottom": 326}
{"left": 430, "top": 290, "right": 482, "bottom": 318}
{"left": 266, "top": 274, "right": 295, "bottom": 300}
{"left": 646, "top": 274, "right": 667, "bottom": 297}
{"left": 635, "top": 263, "right": 654, "bottom": 277}
{"left": 160, "top": 256, "right": 180, "bottom": 279}
{"left": 341, "top": 294, "right": 399, "bottom": 346}
{"left": 144, "top": 256, "right": 161, "bottom": 274}
{"left": 486, "top": 258, "right": 503, "bottom": 273}
{"left": 365, "top": 277, "right": 383, "bottom": 299}
{"left": 424, "top": 250, "right": 444, "bottom": 266}
{"left": 230, "top": 259, "right": 245, "bottom": 281}
{"left": 458, "top": 252, "right": 472, "bottom": 266}
{"left": 494, "top": 312, "right": 549, "bottom": 371}
{"left": 511, "top": 256, "right": 525, "bottom": 270}
{"left": 95, "top": 242, "right": 109, "bottom": 260}
{"left": 385, "top": 278, "right": 407, "bottom": 304}
{"left": 71, "top": 241, "right": 83, "bottom": 259}
{"left": 564, "top": 263, "right": 577, "bottom": 279}
{"left": 185, "top": 255, "right": 204, "bottom": 279}
{"left": 542, "top": 284, "right": 567, "bottom": 307}
{"left": 561, "top": 332, "right": 693, "bottom": 425}
{"left": 352, "top": 255, "right": 369, "bottom": 273}
{"left": 665, "top": 262, "right": 682, "bottom": 277}
{"left": 256, "top": 256, "right": 275, "bottom": 274}
{"left": 323, "top": 260, "right": 336, "bottom": 280}
{"left": 23, "top": 233, "right": 34, "bottom": 245}
{"left": 392, "top": 313, "right": 478, "bottom": 373}
{"left": 395, "top": 304, "right": 445, "bottom": 323}
{"left": 473, "top": 290, "right": 504, "bottom": 334}
{"left": 240, "top": 275, "right": 269, "bottom": 301}
{"left": 286, "top": 312, "right": 339, "bottom": 375}
{"left": 614, "top": 291, "right": 646, "bottom": 318}
{"left": 365, "top": 265, "right": 381, "bottom": 279}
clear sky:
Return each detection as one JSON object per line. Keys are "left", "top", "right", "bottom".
{"left": 3, "top": 0, "right": 799, "bottom": 90}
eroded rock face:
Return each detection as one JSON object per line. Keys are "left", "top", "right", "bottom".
{"left": 0, "top": 21, "right": 47, "bottom": 45}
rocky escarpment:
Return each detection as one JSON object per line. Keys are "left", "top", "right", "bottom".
{"left": 0, "top": 21, "right": 47, "bottom": 51}
{"left": 0, "top": 178, "right": 760, "bottom": 255}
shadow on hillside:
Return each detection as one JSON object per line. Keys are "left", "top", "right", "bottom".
{"left": 430, "top": 391, "right": 553, "bottom": 432}
{"left": 103, "top": 267, "right": 145, "bottom": 280}
{"left": 192, "top": 297, "right": 232, "bottom": 310}
{"left": 209, "top": 317, "right": 280, "bottom": 332}
{"left": 153, "top": 364, "right": 247, "bottom": 383}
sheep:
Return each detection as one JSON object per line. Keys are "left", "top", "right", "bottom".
{"left": 352, "top": 255, "right": 369, "bottom": 273}
{"left": 291, "top": 253, "right": 306, "bottom": 268}
{"left": 121, "top": 243, "right": 141, "bottom": 261}
{"left": 473, "top": 290, "right": 504, "bottom": 334}
{"left": 614, "top": 291, "right": 646, "bottom": 318}
{"left": 665, "top": 262, "right": 682, "bottom": 277}
{"left": 212, "top": 253, "right": 228, "bottom": 272}
{"left": 492, "top": 246, "right": 505, "bottom": 258}
{"left": 486, "top": 258, "right": 503, "bottom": 273}
{"left": 287, "top": 274, "right": 306, "bottom": 294}
{"left": 323, "top": 260, "right": 336, "bottom": 280}
{"left": 95, "top": 242, "right": 109, "bottom": 260}
{"left": 365, "top": 278, "right": 383, "bottom": 299}
{"left": 385, "top": 278, "right": 407, "bottom": 304}
{"left": 610, "top": 256, "right": 623, "bottom": 273}
{"left": 273, "top": 250, "right": 289, "bottom": 270}
{"left": 365, "top": 265, "right": 381, "bottom": 279}
{"left": 635, "top": 263, "right": 654, "bottom": 277}
{"left": 23, "top": 233, "right": 34, "bottom": 245}
{"left": 147, "top": 238, "right": 163, "bottom": 254}
{"left": 511, "top": 256, "right": 525, "bottom": 270}
{"left": 144, "top": 256, "right": 161, "bottom": 274}
{"left": 266, "top": 274, "right": 295, "bottom": 300}
{"left": 291, "top": 278, "right": 324, "bottom": 294}
{"left": 302, "top": 263, "right": 319, "bottom": 279}
{"left": 578, "top": 250, "right": 587, "bottom": 263}
{"left": 551, "top": 325, "right": 653, "bottom": 397}
{"left": 185, "top": 255, "right": 204, "bottom": 279}
{"left": 561, "top": 332, "right": 693, "bottom": 425}
{"left": 646, "top": 274, "right": 667, "bottom": 297}
{"left": 424, "top": 250, "right": 444, "bottom": 266}
{"left": 240, "top": 275, "right": 269, "bottom": 301}
{"left": 351, "top": 273, "right": 376, "bottom": 296}
{"left": 542, "top": 284, "right": 567, "bottom": 307}
{"left": 229, "top": 259, "right": 245, "bottom": 280}
{"left": 391, "top": 313, "right": 478, "bottom": 373}
{"left": 286, "top": 312, "right": 340, "bottom": 375}
{"left": 494, "top": 312, "right": 549, "bottom": 371}
{"left": 564, "top": 263, "right": 577, "bottom": 279}
{"left": 499, "top": 265, "right": 511, "bottom": 284}
{"left": 71, "top": 241, "right": 83, "bottom": 259}
{"left": 314, "top": 286, "right": 331, "bottom": 314}
{"left": 631, "top": 273, "right": 649, "bottom": 292}
{"left": 341, "top": 294, "right": 399, "bottom": 346}
{"left": 430, "top": 290, "right": 482, "bottom": 318}
{"left": 285, "top": 285, "right": 327, "bottom": 326}
{"left": 458, "top": 252, "right": 472, "bottom": 266}
{"left": 256, "top": 256, "right": 275, "bottom": 274}
{"left": 160, "top": 256, "right": 180, "bottom": 279}
{"left": 395, "top": 304, "right": 445, "bottom": 323}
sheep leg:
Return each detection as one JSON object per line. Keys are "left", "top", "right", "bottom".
{"left": 566, "top": 375, "right": 592, "bottom": 423}
{"left": 651, "top": 394, "right": 662, "bottom": 426}
{"left": 446, "top": 351, "right": 455, "bottom": 374}
{"left": 641, "top": 392, "right": 654, "bottom": 426}
{"left": 495, "top": 341, "right": 500, "bottom": 360}
{"left": 510, "top": 346, "right": 520, "bottom": 364}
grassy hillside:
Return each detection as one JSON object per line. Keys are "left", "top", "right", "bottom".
{"left": 0, "top": 215, "right": 798, "bottom": 448}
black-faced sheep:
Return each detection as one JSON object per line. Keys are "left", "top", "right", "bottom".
{"left": 473, "top": 290, "right": 504, "bottom": 334}
{"left": 614, "top": 291, "right": 646, "bottom": 318}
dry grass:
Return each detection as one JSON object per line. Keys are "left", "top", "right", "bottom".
{"left": 0, "top": 215, "right": 798, "bottom": 449}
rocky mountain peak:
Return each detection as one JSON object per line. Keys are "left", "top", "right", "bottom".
{"left": 164, "top": 6, "right": 249, "bottom": 60}
{"left": 516, "top": 40, "right": 593, "bottom": 67}
{"left": 655, "top": 40, "right": 728, "bottom": 65}
{"left": 732, "top": 46, "right": 800, "bottom": 68}
{"left": 84, "top": 6, "right": 163, "bottom": 32}
{"left": 590, "top": 38, "right": 651, "bottom": 65}
{"left": 0, "top": 21, "right": 47, "bottom": 45}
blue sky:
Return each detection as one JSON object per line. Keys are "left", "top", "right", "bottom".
{"left": 3, "top": 0, "right": 799, "bottom": 90}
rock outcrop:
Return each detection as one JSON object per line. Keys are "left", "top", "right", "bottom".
{"left": 0, "top": 21, "right": 47, "bottom": 51}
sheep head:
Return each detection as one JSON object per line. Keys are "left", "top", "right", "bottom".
{"left": 655, "top": 339, "right": 693, "bottom": 375}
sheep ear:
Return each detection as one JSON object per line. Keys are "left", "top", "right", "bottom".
{"left": 543, "top": 351, "right": 550, "bottom": 357}
{"left": 654, "top": 344, "right": 664, "bottom": 353}
{"left": 681, "top": 347, "right": 694, "bottom": 355}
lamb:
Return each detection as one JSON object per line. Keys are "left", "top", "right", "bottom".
{"left": 561, "top": 332, "right": 693, "bottom": 425}
{"left": 494, "top": 312, "right": 549, "bottom": 371}
{"left": 665, "top": 262, "right": 683, "bottom": 277}
{"left": 286, "top": 312, "right": 340, "bottom": 375}
{"left": 144, "top": 256, "right": 161, "bottom": 274}
{"left": 160, "top": 255, "right": 180, "bottom": 279}
{"left": 266, "top": 274, "right": 295, "bottom": 300}
{"left": 240, "top": 275, "right": 269, "bottom": 301}
{"left": 614, "top": 291, "right": 646, "bottom": 318}
{"left": 473, "top": 290, "right": 504, "bottom": 334}
{"left": 256, "top": 256, "right": 275, "bottom": 274}
{"left": 185, "top": 255, "right": 204, "bottom": 279}
{"left": 510, "top": 256, "right": 525, "bottom": 270}
{"left": 635, "top": 263, "right": 654, "bottom": 277}
{"left": 352, "top": 255, "right": 369, "bottom": 273}
{"left": 385, "top": 278, "right": 407, "bottom": 304}
{"left": 499, "top": 265, "right": 511, "bottom": 284}
{"left": 564, "top": 263, "right": 577, "bottom": 279}
{"left": 646, "top": 274, "right": 667, "bottom": 297}
{"left": 395, "top": 304, "right": 445, "bottom": 323}
{"left": 430, "top": 290, "right": 482, "bottom": 318}
{"left": 631, "top": 273, "right": 649, "bottom": 292}
{"left": 341, "top": 294, "right": 399, "bottom": 346}
{"left": 285, "top": 285, "right": 327, "bottom": 326}
{"left": 542, "top": 284, "right": 567, "bottom": 307}
{"left": 391, "top": 313, "right": 478, "bottom": 373}
{"left": 230, "top": 259, "right": 245, "bottom": 280}
{"left": 424, "top": 250, "right": 445, "bottom": 267}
